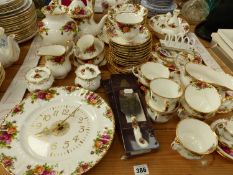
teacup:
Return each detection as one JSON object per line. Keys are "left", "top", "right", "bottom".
{"left": 149, "top": 78, "right": 183, "bottom": 113}
{"left": 115, "top": 12, "right": 143, "bottom": 41}
{"left": 132, "top": 62, "right": 170, "bottom": 87}
{"left": 76, "top": 34, "right": 95, "bottom": 53}
{"left": 171, "top": 118, "right": 218, "bottom": 159}
{"left": 145, "top": 91, "right": 178, "bottom": 123}
{"left": 216, "top": 119, "right": 233, "bottom": 142}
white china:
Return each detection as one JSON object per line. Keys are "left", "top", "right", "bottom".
{"left": 76, "top": 34, "right": 95, "bottom": 53}
{"left": 108, "top": 3, "right": 148, "bottom": 23}
{"left": 37, "top": 45, "right": 66, "bottom": 56}
{"left": 25, "top": 66, "right": 54, "bottom": 92}
{"left": 175, "top": 118, "right": 218, "bottom": 155}
{"left": 211, "top": 119, "right": 233, "bottom": 161}
{"left": 115, "top": 12, "right": 143, "bottom": 41}
{"left": 74, "top": 36, "right": 104, "bottom": 60}
{"left": 215, "top": 118, "right": 233, "bottom": 142}
{"left": 149, "top": 10, "right": 190, "bottom": 38}
{"left": 75, "top": 64, "right": 101, "bottom": 91}
{"left": 110, "top": 26, "right": 150, "bottom": 46}
{"left": 132, "top": 62, "right": 170, "bottom": 87}
{"left": 73, "top": 50, "right": 105, "bottom": 66}
{"left": 0, "top": 86, "right": 115, "bottom": 175}
{"left": 171, "top": 139, "right": 203, "bottom": 160}
{"left": 185, "top": 62, "right": 233, "bottom": 91}
{"left": 150, "top": 78, "right": 183, "bottom": 113}
{"left": 217, "top": 96, "right": 233, "bottom": 114}
{"left": 0, "top": 27, "right": 20, "bottom": 68}
{"left": 44, "top": 42, "right": 73, "bottom": 79}
{"left": 185, "top": 82, "right": 221, "bottom": 113}
{"left": 69, "top": 6, "right": 107, "bottom": 36}
{"left": 39, "top": 2, "right": 77, "bottom": 45}
{"left": 147, "top": 107, "right": 174, "bottom": 123}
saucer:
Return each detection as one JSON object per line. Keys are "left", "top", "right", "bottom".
{"left": 147, "top": 107, "right": 174, "bottom": 123}
{"left": 111, "top": 27, "right": 151, "bottom": 46}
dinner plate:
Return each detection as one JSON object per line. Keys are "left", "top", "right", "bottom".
{"left": 186, "top": 63, "right": 233, "bottom": 91}
{"left": 0, "top": 87, "right": 115, "bottom": 175}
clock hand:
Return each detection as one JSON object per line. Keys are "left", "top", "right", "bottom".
{"left": 53, "top": 105, "right": 81, "bottom": 131}
{"left": 35, "top": 105, "right": 81, "bottom": 137}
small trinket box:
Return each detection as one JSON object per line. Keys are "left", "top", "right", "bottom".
{"left": 25, "top": 66, "right": 54, "bottom": 92}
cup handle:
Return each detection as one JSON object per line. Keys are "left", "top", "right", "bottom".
{"left": 132, "top": 66, "right": 139, "bottom": 78}
{"left": 171, "top": 139, "right": 180, "bottom": 151}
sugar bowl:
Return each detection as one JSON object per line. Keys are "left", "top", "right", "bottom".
{"left": 171, "top": 118, "right": 218, "bottom": 160}
{"left": 75, "top": 64, "right": 101, "bottom": 91}
{"left": 25, "top": 66, "right": 54, "bottom": 92}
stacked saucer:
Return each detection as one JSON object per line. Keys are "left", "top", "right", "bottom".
{"left": 141, "top": 0, "right": 177, "bottom": 17}
{"left": 211, "top": 118, "right": 233, "bottom": 161}
{"left": 0, "top": 62, "right": 5, "bottom": 87}
{"left": 0, "top": 0, "right": 37, "bottom": 43}
{"left": 108, "top": 27, "right": 152, "bottom": 73}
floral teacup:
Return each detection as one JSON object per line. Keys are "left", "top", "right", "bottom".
{"left": 115, "top": 12, "right": 143, "bottom": 41}
{"left": 216, "top": 118, "right": 233, "bottom": 143}
{"left": 150, "top": 78, "right": 183, "bottom": 113}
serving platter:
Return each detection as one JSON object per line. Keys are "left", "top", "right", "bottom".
{"left": 0, "top": 86, "right": 115, "bottom": 175}
{"left": 186, "top": 63, "right": 233, "bottom": 91}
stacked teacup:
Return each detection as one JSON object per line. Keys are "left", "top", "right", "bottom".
{"left": 73, "top": 34, "right": 107, "bottom": 67}
{"left": 147, "top": 78, "right": 183, "bottom": 123}
{"left": 108, "top": 12, "right": 152, "bottom": 73}
{"left": 211, "top": 118, "right": 233, "bottom": 160}
{"left": 172, "top": 118, "right": 218, "bottom": 160}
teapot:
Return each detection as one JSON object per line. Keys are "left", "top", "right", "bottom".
{"left": 38, "top": 0, "right": 77, "bottom": 45}
{"left": 68, "top": 5, "right": 107, "bottom": 36}
{"left": 0, "top": 27, "right": 20, "bottom": 68}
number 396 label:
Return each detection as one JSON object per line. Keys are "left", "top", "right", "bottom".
{"left": 134, "top": 164, "right": 149, "bottom": 175}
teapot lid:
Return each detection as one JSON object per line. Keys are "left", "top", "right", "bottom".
{"left": 75, "top": 64, "right": 101, "bottom": 80}
{"left": 41, "top": 0, "right": 68, "bottom": 15}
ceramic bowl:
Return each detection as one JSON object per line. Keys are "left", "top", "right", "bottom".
{"left": 176, "top": 118, "right": 218, "bottom": 155}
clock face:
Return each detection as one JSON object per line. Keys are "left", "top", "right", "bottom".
{"left": 22, "top": 104, "right": 95, "bottom": 161}
{"left": 1, "top": 87, "right": 114, "bottom": 175}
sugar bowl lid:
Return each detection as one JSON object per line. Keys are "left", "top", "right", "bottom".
{"left": 75, "top": 64, "right": 101, "bottom": 80}
{"left": 25, "top": 66, "right": 52, "bottom": 84}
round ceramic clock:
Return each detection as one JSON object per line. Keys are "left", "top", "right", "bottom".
{"left": 0, "top": 87, "right": 115, "bottom": 175}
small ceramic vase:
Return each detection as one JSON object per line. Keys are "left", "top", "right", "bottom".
{"left": 75, "top": 64, "right": 101, "bottom": 91}
{"left": 25, "top": 66, "right": 54, "bottom": 92}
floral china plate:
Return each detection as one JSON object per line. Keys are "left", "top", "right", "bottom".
{"left": 110, "top": 26, "right": 151, "bottom": 46}
{"left": 185, "top": 63, "right": 233, "bottom": 91}
{"left": 211, "top": 119, "right": 233, "bottom": 161}
{"left": 0, "top": 86, "right": 115, "bottom": 175}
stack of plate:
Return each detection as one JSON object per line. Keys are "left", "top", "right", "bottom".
{"left": 0, "top": 0, "right": 38, "bottom": 43}
{"left": 108, "top": 27, "right": 152, "bottom": 73}
{"left": 0, "top": 62, "right": 5, "bottom": 87}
